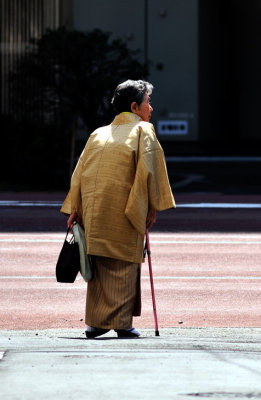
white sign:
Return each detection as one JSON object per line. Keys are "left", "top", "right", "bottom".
{"left": 158, "top": 120, "right": 188, "bottom": 135}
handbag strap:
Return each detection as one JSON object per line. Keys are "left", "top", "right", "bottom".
{"left": 143, "top": 238, "right": 148, "bottom": 258}
{"left": 65, "top": 227, "right": 70, "bottom": 239}
{"left": 65, "top": 227, "right": 75, "bottom": 244}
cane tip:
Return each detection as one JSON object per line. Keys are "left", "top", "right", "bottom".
{"left": 155, "top": 330, "right": 160, "bottom": 336}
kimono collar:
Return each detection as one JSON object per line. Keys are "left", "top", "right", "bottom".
{"left": 111, "top": 112, "right": 142, "bottom": 125}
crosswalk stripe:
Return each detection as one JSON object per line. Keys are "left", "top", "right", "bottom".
{"left": 0, "top": 276, "right": 261, "bottom": 280}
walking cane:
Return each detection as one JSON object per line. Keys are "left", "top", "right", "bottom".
{"left": 145, "top": 229, "right": 160, "bottom": 336}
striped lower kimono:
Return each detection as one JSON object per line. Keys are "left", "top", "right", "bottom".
{"left": 85, "top": 256, "right": 141, "bottom": 330}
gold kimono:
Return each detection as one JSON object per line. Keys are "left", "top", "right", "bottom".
{"left": 61, "top": 112, "right": 175, "bottom": 263}
{"left": 61, "top": 112, "right": 175, "bottom": 329}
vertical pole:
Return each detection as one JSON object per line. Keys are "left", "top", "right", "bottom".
{"left": 1, "top": 0, "right": 6, "bottom": 113}
{"left": 69, "top": 115, "right": 76, "bottom": 179}
{"left": 144, "top": 0, "right": 148, "bottom": 65}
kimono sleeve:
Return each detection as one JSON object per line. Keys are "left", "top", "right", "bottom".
{"left": 61, "top": 136, "right": 93, "bottom": 217}
{"left": 125, "top": 124, "right": 175, "bottom": 235}
{"left": 60, "top": 154, "right": 83, "bottom": 218}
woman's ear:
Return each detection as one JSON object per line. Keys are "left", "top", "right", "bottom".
{"left": 131, "top": 102, "right": 138, "bottom": 113}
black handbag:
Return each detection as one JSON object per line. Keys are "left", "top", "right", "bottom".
{"left": 56, "top": 228, "right": 80, "bottom": 283}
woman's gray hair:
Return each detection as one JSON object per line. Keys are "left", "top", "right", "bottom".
{"left": 111, "top": 79, "right": 153, "bottom": 114}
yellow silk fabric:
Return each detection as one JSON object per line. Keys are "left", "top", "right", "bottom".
{"left": 61, "top": 112, "right": 175, "bottom": 263}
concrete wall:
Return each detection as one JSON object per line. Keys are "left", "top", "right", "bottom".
{"left": 73, "top": 0, "right": 199, "bottom": 141}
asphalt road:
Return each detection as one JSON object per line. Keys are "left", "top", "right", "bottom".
{"left": 0, "top": 191, "right": 261, "bottom": 330}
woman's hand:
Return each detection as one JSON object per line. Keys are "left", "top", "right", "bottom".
{"left": 67, "top": 212, "right": 81, "bottom": 230}
{"left": 146, "top": 208, "right": 156, "bottom": 230}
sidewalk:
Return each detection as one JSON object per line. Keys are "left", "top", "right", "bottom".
{"left": 1, "top": 328, "right": 261, "bottom": 399}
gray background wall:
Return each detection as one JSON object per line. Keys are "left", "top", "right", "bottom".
{"left": 74, "top": 0, "right": 199, "bottom": 141}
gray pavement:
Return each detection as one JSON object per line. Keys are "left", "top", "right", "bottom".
{"left": 1, "top": 328, "right": 261, "bottom": 399}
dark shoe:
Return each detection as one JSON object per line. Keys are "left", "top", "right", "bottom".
{"left": 85, "top": 326, "right": 110, "bottom": 338}
{"left": 115, "top": 328, "right": 140, "bottom": 338}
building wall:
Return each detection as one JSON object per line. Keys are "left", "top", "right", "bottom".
{"left": 0, "top": 0, "right": 73, "bottom": 114}
{"left": 238, "top": 0, "right": 261, "bottom": 141}
{"left": 2, "top": 0, "right": 260, "bottom": 150}
{"left": 198, "top": 0, "right": 261, "bottom": 148}
{"left": 74, "top": 0, "right": 199, "bottom": 141}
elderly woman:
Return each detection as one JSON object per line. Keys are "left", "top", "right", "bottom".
{"left": 61, "top": 79, "right": 175, "bottom": 338}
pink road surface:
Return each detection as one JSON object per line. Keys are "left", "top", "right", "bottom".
{"left": 1, "top": 229, "right": 261, "bottom": 330}
{"left": 1, "top": 192, "right": 261, "bottom": 330}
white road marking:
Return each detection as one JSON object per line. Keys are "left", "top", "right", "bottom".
{"left": 0, "top": 352, "right": 5, "bottom": 360}
{"left": 178, "top": 203, "right": 261, "bottom": 208}
{"left": 1, "top": 200, "right": 261, "bottom": 209}
{"left": 151, "top": 233, "right": 261, "bottom": 239}
{"left": 146, "top": 276, "right": 261, "bottom": 280}
{"left": 0, "top": 239, "right": 63, "bottom": 243}
{"left": 150, "top": 240, "right": 261, "bottom": 244}
{"left": 0, "top": 239, "right": 260, "bottom": 244}
{"left": 1, "top": 276, "right": 261, "bottom": 280}
{"left": 0, "top": 201, "right": 62, "bottom": 207}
